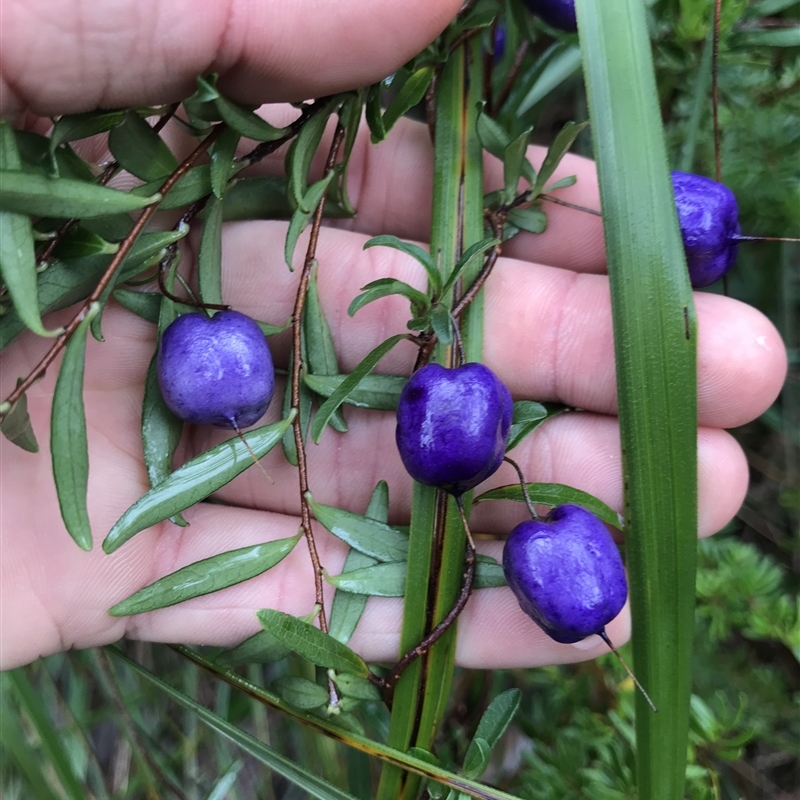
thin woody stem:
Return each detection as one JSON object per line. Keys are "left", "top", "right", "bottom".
{"left": 539, "top": 193, "right": 602, "bottom": 216}
{"left": 0, "top": 125, "right": 222, "bottom": 421}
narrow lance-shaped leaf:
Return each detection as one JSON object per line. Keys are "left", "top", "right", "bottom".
{"left": 272, "top": 676, "right": 330, "bottom": 711}
{"left": 107, "top": 110, "right": 179, "bottom": 182}
{"left": 110, "top": 534, "right": 301, "bottom": 616}
{"left": 51, "top": 226, "right": 119, "bottom": 259}
{"left": 103, "top": 411, "right": 295, "bottom": 553}
{"left": 0, "top": 171, "right": 160, "bottom": 219}
{"left": 51, "top": 304, "right": 100, "bottom": 551}
{"left": 382, "top": 67, "right": 435, "bottom": 134}
{"left": 311, "top": 333, "right": 407, "bottom": 441}
{"left": 0, "top": 121, "right": 61, "bottom": 338}
{"left": 256, "top": 608, "right": 370, "bottom": 677}
{"left": 198, "top": 194, "right": 224, "bottom": 306}
{"left": 285, "top": 172, "right": 335, "bottom": 269}
{"left": 464, "top": 689, "right": 521, "bottom": 778}
{"left": 502, "top": 129, "right": 533, "bottom": 204}
{"left": 364, "top": 234, "right": 441, "bottom": 295}
{"left": 530, "top": 120, "right": 589, "bottom": 199}
{"left": 130, "top": 164, "right": 211, "bottom": 209}
{"left": 215, "top": 628, "right": 291, "bottom": 667}
{"left": 49, "top": 109, "right": 126, "bottom": 151}
{"left": 289, "top": 97, "right": 340, "bottom": 209}
{"left": 517, "top": 43, "right": 583, "bottom": 115}
{"left": 0, "top": 382, "right": 39, "bottom": 453}
{"left": 348, "top": 278, "right": 431, "bottom": 318}
{"left": 210, "top": 125, "right": 241, "bottom": 198}
{"left": 440, "top": 237, "right": 500, "bottom": 296}
{"left": 330, "top": 91, "right": 364, "bottom": 215}
{"left": 505, "top": 400, "right": 559, "bottom": 452}
{"left": 303, "top": 373, "right": 406, "bottom": 411}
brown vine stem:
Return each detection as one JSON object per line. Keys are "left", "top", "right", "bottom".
{"left": 0, "top": 125, "right": 222, "bottom": 421}
{"left": 539, "top": 192, "right": 602, "bottom": 217}
{"left": 290, "top": 122, "right": 346, "bottom": 636}
{"left": 491, "top": 41, "right": 529, "bottom": 117}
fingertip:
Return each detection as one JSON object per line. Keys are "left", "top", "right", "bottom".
{"left": 698, "top": 427, "right": 749, "bottom": 537}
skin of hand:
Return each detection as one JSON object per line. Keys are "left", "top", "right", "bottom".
{"left": 0, "top": 0, "right": 788, "bottom": 672}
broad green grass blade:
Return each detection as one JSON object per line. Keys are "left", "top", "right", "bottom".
{"left": 576, "top": 2, "right": 698, "bottom": 798}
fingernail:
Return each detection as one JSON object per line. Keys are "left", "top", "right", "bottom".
{"left": 570, "top": 634, "right": 601, "bottom": 651}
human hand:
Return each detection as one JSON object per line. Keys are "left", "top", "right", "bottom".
{"left": 0, "top": 0, "right": 787, "bottom": 672}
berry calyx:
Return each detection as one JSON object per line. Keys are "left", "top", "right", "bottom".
{"left": 502, "top": 504, "right": 627, "bottom": 643}
{"left": 157, "top": 310, "right": 275, "bottom": 429}
{"left": 395, "top": 362, "right": 513, "bottom": 497}
{"left": 671, "top": 170, "right": 741, "bottom": 288}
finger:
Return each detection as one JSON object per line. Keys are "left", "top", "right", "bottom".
{"left": 0, "top": 0, "right": 462, "bottom": 117}
{"left": 208, "top": 220, "right": 786, "bottom": 429}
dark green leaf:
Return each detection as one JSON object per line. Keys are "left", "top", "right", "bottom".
{"left": 462, "top": 738, "right": 491, "bottom": 780}
{"left": 348, "top": 279, "right": 430, "bottom": 318}
{"left": 103, "top": 412, "right": 295, "bottom": 553}
{"left": 440, "top": 237, "right": 500, "bottom": 296}
{"left": 429, "top": 303, "right": 452, "bottom": 344}
{"left": 212, "top": 90, "right": 289, "bottom": 142}
{"left": 112, "top": 289, "right": 162, "bottom": 323}
{"left": 544, "top": 175, "right": 577, "bottom": 191}
{"left": 332, "top": 673, "right": 382, "bottom": 702}
{"left": 210, "top": 126, "right": 240, "bottom": 198}
{"left": 303, "top": 373, "right": 405, "bottom": 410}
{"left": 330, "top": 92, "right": 364, "bottom": 215}
{"left": 131, "top": 164, "right": 212, "bottom": 209}
{"left": 503, "top": 130, "right": 533, "bottom": 203}
{"left": 0, "top": 384, "right": 39, "bottom": 453}
{"left": 49, "top": 109, "right": 126, "bottom": 151}
{"left": 530, "top": 121, "right": 589, "bottom": 198}
{"left": 0, "top": 171, "right": 159, "bottom": 218}
{"left": 256, "top": 609, "right": 370, "bottom": 677}
{"left": 475, "top": 482, "right": 622, "bottom": 529}
{"left": 256, "top": 317, "right": 292, "bottom": 337}
{"left": 364, "top": 235, "right": 440, "bottom": 295}
{"left": 82, "top": 213, "right": 135, "bottom": 242}
{"left": 735, "top": 27, "right": 800, "bottom": 47}
{"left": 311, "top": 334, "right": 406, "bottom": 442}
{"left": 220, "top": 176, "right": 292, "bottom": 221}
{"left": 51, "top": 305, "right": 98, "bottom": 550}
{"left": 53, "top": 144, "right": 96, "bottom": 182}
{"left": 471, "top": 689, "right": 521, "bottom": 749}
{"left": 382, "top": 67, "right": 434, "bottom": 133}
{"left": 506, "top": 207, "right": 547, "bottom": 235}
{"left": 285, "top": 172, "right": 335, "bottom": 269}
{"left": 476, "top": 108, "right": 535, "bottom": 184}
{"left": 108, "top": 110, "right": 179, "bottom": 182}
{"left": 215, "top": 629, "right": 291, "bottom": 667}
{"left": 198, "top": 195, "right": 223, "bottom": 305}
{"left": 110, "top": 534, "right": 300, "bottom": 615}
{"left": 304, "top": 265, "right": 340, "bottom": 378}
{"left": 517, "top": 44, "right": 582, "bottom": 115}
{"left": 51, "top": 226, "right": 119, "bottom": 258}
{"left": 366, "top": 82, "right": 387, "bottom": 143}
{"left": 272, "top": 676, "right": 329, "bottom": 710}
{"left": 308, "top": 496, "right": 409, "bottom": 562}
{"left": 505, "top": 400, "right": 551, "bottom": 451}
{"left": 289, "top": 98, "right": 339, "bottom": 210}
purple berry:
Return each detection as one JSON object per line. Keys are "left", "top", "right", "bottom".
{"left": 157, "top": 310, "right": 275, "bottom": 429}
{"left": 396, "top": 362, "right": 513, "bottom": 496}
{"left": 502, "top": 504, "right": 627, "bottom": 643}
{"left": 522, "top": 0, "right": 577, "bottom": 33}
{"left": 671, "top": 171, "right": 741, "bottom": 288}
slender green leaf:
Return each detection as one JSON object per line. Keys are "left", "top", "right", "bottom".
{"left": 303, "top": 373, "right": 405, "bottom": 410}
{"left": 348, "top": 279, "right": 430, "bottom": 318}
{"left": 51, "top": 305, "right": 99, "bottom": 550}
{"left": 475, "top": 481, "right": 622, "bottom": 528}
{"left": 198, "top": 194, "right": 224, "bottom": 306}
{"left": 330, "top": 92, "right": 364, "bottom": 215}
{"left": 366, "top": 82, "right": 387, "bottom": 143}
{"left": 110, "top": 534, "right": 300, "bottom": 615}
{"left": 289, "top": 98, "right": 339, "bottom": 209}
{"left": 131, "top": 164, "right": 211, "bottom": 209}
{"left": 736, "top": 27, "right": 800, "bottom": 47}
{"left": 503, "top": 130, "right": 532, "bottom": 202}
{"left": 0, "top": 122, "right": 62, "bottom": 338}
{"left": 440, "top": 237, "right": 500, "bottom": 296}
{"left": 256, "top": 609, "right": 370, "bottom": 677}
{"left": 51, "top": 226, "right": 119, "bottom": 258}
{"left": 49, "top": 109, "right": 126, "bottom": 150}
{"left": 382, "top": 67, "right": 435, "bottom": 133}
{"left": 210, "top": 86, "right": 289, "bottom": 142}
{"left": 471, "top": 689, "right": 521, "bottom": 750}
{"left": 475, "top": 109, "right": 535, "bottom": 184}
{"left": 0, "top": 171, "right": 159, "bottom": 218}
{"left": 577, "top": 2, "right": 698, "bottom": 797}
{"left": 210, "top": 126, "right": 240, "bottom": 198}
{"left": 332, "top": 673, "right": 382, "bottom": 702}
{"left": 309, "top": 495, "right": 409, "bottom": 562}
{"left": 0, "top": 385, "right": 39, "bottom": 453}
{"left": 505, "top": 400, "right": 552, "bottom": 451}
{"left": 103, "top": 412, "right": 295, "bottom": 553}
{"left": 272, "top": 676, "right": 329, "bottom": 710}
{"left": 544, "top": 175, "right": 577, "bottom": 191}
{"left": 285, "top": 172, "right": 335, "bottom": 269}
{"left": 108, "top": 110, "right": 178, "bottom": 181}
{"left": 363, "top": 235, "right": 440, "bottom": 295}
{"left": 215, "top": 629, "right": 292, "bottom": 667}
{"left": 517, "top": 44, "right": 582, "bottom": 115}
{"left": 462, "top": 738, "right": 491, "bottom": 780}
{"left": 429, "top": 303, "right": 452, "bottom": 344}
{"left": 311, "top": 334, "right": 406, "bottom": 441}
{"left": 506, "top": 207, "right": 548, "bottom": 235}
{"left": 530, "top": 120, "right": 589, "bottom": 198}
{"left": 113, "top": 289, "right": 162, "bottom": 323}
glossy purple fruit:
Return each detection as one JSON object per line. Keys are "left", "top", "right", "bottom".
{"left": 396, "top": 362, "right": 513, "bottom": 496}
{"left": 522, "top": 0, "right": 577, "bottom": 32}
{"left": 157, "top": 310, "right": 275, "bottom": 428}
{"left": 672, "top": 170, "right": 741, "bottom": 288}
{"left": 503, "top": 504, "right": 627, "bottom": 643}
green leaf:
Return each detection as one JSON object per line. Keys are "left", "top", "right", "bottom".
{"left": 474, "top": 482, "right": 622, "bottom": 528}
{"left": 0, "top": 121, "right": 62, "bottom": 338}
{"left": 503, "top": 130, "right": 532, "bottom": 202}
{"left": 363, "top": 235, "right": 440, "bottom": 295}
{"left": 103, "top": 412, "right": 295, "bottom": 553}
{"left": 49, "top": 109, "right": 126, "bottom": 151}
{"left": 544, "top": 175, "right": 577, "bottom": 191}
{"left": 215, "top": 629, "right": 291, "bottom": 667}
{"left": 51, "top": 226, "right": 119, "bottom": 258}
{"left": 505, "top": 207, "right": 548, "bottom": 235}
{"left": 0, "top": 385, "right": 39, "bottom": 453}
{"left": 471, "top": 689, "right": 521, "bottom": 750}
{"left": 0, "top": 171, "right": 159, "bottom": 218}
{"left": 462, "top": 737, "right": 491, "bottom": 780}
{"left": 735, "top": 27, "right": 800, "bottom": 47}
{"left": 51, "top": 305, "right": 99, "bottom": 550}
{"left": 280, "top": 349, "right": 313, "bottom": 467}
{"left": 530, "top": 120, "right": 589, "bottom": 199}
{"left": 311, "top": 334, "right": 406, "bottom": 442}
{"left": 330, "top": 92, "right": 364, "bottom": 215}
{"left": 272, "top": 676, "right": 329, "bottom": 710}
{"left": 256, "top": 609, "right": 370, "bottom": 677}
{"left": 308, "top": 496, "right": 409, "bottom": 562}
{"left": 210, "top": 125, "right": 240, "bottom": 198}
{"left": 429, "top": 303, "right": 452, "bottom": 344}
{"left": 289, "top": 98, "right": 339, "bottom": 210}
{"left": 131, "top": 164, "right": 212, "bottom": 209}
{"left": 110, "top": 534, "right": 300, "bottom": 615}
{"left": 198, "top": 194, "right": 224, "bottom": 305}
{"left": 517, "top": 43, "right": 582, "bottom": 115}
{"left": 331, "top": 673, "right": 382, "bottom": 702}
{"left": 440, "top": 237, "right": 500, "bottom": 296}
{"left": 209, "top": 83, "right": 289, "bottom": 142}
{"left": 475, "top": 108, "right": 535, "bottom": 185}
{"left": 505, "top": 400, "right": 552, "bottom": 451}
{"left": 348, "top": 278, "right": 430, "bottom": 318}
{"left": 577, "top": 3, "right": 698, "bottom": 796}
{"left": 366, "top": 82, "right": 387, "bottom": 143}
{"left": 285, "top": 172, "right": 335, "bottom": 269}
{"left": 303, "top": 373, "right": 405, "bottom": 410}
{"left": 382, "top": 67, "right": 435, "bottom": 133}
{"left": 112, "top": 289, "right": 162, "bottom": 323}
{"left": 108, "top": 110, "right": 179, "bottom": 182}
